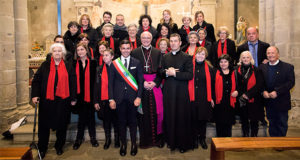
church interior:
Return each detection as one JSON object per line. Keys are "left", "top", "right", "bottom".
{"left": 0, "top": 0, "right": 300, "bottom": 159}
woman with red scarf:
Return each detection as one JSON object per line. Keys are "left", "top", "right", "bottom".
{"left": 211, "top": 26, "right": 236, "bottom": 67}
{"left": 188, "top": 47, "right": 215, "bottom": 149}
{"left": 127, "top": 24, "right": 141, "bottom": 51}
{"left": 77, "top": 33, "right": 96, "bottom": 59}
{"left": 72, "top": 42, "right": 98, "bottom": 150}
{"left": 178, "top": 16, "right": 193, "bottom": 47}
{"left": 152, "top": 23, "right": 170, "bottom": 49}
{"left": 181, "top": 31, "right": 200, "bottom": 57}
{"left": 96, "top": 40, "right": 109, "bottom": 66}
{"left": 214, "top": 54, "right": 238, "bottom": 137}
{"left": 197, "top": 28, "right": 213, "bottom": 63}
{"left": 158, "top": 38, "right": 170, "bottom": 55}
{"left": 137, "top": 14, "right": 157, "bottom": 38}
{"left": 94, "top": 49, "right": 120, "bottom": 149}
{"left": 236, "top": 51, "right": 264, "bottom": 137}
{"left": 100, "top": 23, "right": 120, "bottom": 58}
{"left": 31, "top": 43, "right": 76, "bottom": 158}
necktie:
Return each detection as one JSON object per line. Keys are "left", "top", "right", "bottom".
{"left": 124, "top": 58, "right": 128, "bottom": 69}
{"left": 251, "top": 44, "right": 257, "bottom": 66}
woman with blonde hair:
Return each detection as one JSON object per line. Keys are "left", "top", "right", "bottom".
{"left": 193, "top": 11, "right": 216, "bottom": 43}
{"left": 100, "top": 23, "right": 120, "bottom": 57}
{"left": 156, "top": 9, "right": 178, "bottom": 34}
{"left": 179, "top": 16, "right": 193, "bottom": 47}
{"left": 235, "top": 51, "right": 264, "bottom": 137}
{"left": 79, "top": 14, "right": 98, "bottom": 49}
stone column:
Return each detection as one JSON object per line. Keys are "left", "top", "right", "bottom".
{"left": 259, "top": 0, "right": 300, "bottom": 128}
{"left": 14, "top": 0, "right": 30, "bottom": 108}
{"left": 0, "top": 0, "right": 17, "bottom": 131}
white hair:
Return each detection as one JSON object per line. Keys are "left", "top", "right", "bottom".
{"left": 238, "top": 50, "right": 255, "bottom": 66}
{"left": 49, "top": 43, "right": 67, "bottom": 60}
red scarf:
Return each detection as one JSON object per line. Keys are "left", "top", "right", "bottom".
{"left": 143, "top": 26, "right": 150, "bottom": 31}
{"left": 80, "top": 27, "right": 83, "bottom": 33}
{"left": 238, "top": 66, "right": 256, "bottom": 103}
{"left": 89, "top": 47, "right": 94, "bottom": 59}
{"left": 188, "top": 61, "right": 212, "bottom": 102}
{"left": 129, "top": 37, "right": 137, "bottom": 50}
{"left": 46, "top": 58, "right": 70, "bottom": 100}
{"left": 215, "top": 70, "right": 236, "bottom": 108}
{"left": 99, "top": 55, "right": 103, "bottom": 66}
{"left": 76, "top": 58, "right": 91, "bottom": 102}
{"left": 185, "top": 46, "right": 197, "bottom": 56}
{"left": 101, "top": 64, "right": 109, "bottom": 100}
{"left": 217, "top": 39, "right": 227, "bottom": 58}
{"left": 102, "top": 36, "right": 115, "bottom": 51}
{"left": 155, "top": 37, "right": 162, "bottom": 49}
{"left": 200, "top": 39, "right": 206, "bottom": 47}
{"left": 184, "top": 26, "right": 190, "bottom": 35}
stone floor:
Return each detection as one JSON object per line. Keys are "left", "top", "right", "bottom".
{"left": 1, "top": 128, "right": 300, "bottom": 160}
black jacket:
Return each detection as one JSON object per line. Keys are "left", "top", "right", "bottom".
{"left": 193, "top": 21, "right": 216, "bottom": 43}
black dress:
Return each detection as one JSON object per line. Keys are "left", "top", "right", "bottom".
{"left": 31, "top": 60, "right": 76, "bottom": 152}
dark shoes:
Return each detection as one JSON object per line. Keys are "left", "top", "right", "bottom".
{"left": 199, "top": 138, "right": 208, "bottom": 149}
{"left": 119, "top": 144, "right": 127, "bottom": 156}
{"left": 39, "top": 150, "right": 46, "bottom": 159}
{"left": 103, "top": 138, "right": 111, "bottom": 150}
{"left": 91, "top": 138, "right": 99, "bottom": 147}
{"left": 114, "top": 135, "right": 120, "bottom": 148}
{"left": 73, "top": 139, "right": 83, "bottom": 150}
{"left": 56, "top": 148, "right": 63, "bottom": 155}
{"left": 130, "top": 143, "right": 138, "bottom": 156}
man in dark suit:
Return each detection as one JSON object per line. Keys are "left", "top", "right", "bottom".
{"left": 260, "top": 46, "right": 295, "bottom": 137}
{"left": 237, "top": 27, "right": 270, "bottom": 67}
{"left": 109, "top": 40, "right": 143, "bottom": 156}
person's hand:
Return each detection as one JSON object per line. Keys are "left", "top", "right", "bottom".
{"left": 71, "top": 101, "right": 77, "bottom": 106}
{"left": 242, "top": 94, "right": 249, "bottom": 100}
{"left": 94, "top": 103, "right": 100, "bottom": 111}
{"left": 134, "top": 97, "right": 141, "bottom": 107}
{"left": 109, "top": 100, "right": 116, "bottom": 110}
{"left": 269, "top": 91, "right": 277, "bottom": 99}
{"left": 262, "top": 59, "right": 269, "bottom": 64}
{"left": 231, "top": 91, "right": 238, "bottom": 98}
{"left": 263, "top": 91, "right": 270, "bottom": 99}
{"left": 211, "top": 100, "right": 215, "bottom": 108}
{"left": 148, "top": 81, "right": 156, "bottom": 90}
{"left": 144, "top": 81, "right": 151, "bottom": 90}
{"left": 32, "top": 97, "right": 39, "bottom": 105}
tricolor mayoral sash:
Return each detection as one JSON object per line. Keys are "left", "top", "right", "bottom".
{"left": 112, "top": 58, "right": 143, "bottom": 113}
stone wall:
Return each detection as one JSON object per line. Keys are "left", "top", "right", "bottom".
{"left": 259, "top": 0, "right": 300, "bottom": 128}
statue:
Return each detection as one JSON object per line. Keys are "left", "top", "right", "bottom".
{"left": 236, "top": 16, "right": 247, "bottom": 46}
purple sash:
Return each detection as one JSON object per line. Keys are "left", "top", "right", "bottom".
{"left": 144, "top": 74, "right": 163, "bottom": 134}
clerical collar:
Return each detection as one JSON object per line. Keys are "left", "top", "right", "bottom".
{"left": 171, "top": 49, "right": 180, "bottom": 55}
{"left": 142, "top": 45, "right": 151, "bottom": 50}
{"left": 269, "top": 60, "right": 279, "bottom": 66}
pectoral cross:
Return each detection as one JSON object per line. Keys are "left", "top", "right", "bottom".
{"left": 144, "top": 65, "right": 149, "bottom": 72}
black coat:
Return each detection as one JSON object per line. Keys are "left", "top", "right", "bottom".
{"left": 235, "top": 65, "right": 264, "bottom": 121}
{"left": 156, "top": 23, "right": 179, "bottom": 34}
{"left": 96, "top": 22, "right": 114, "bottom": 38}
{"left": 178, "top": 25, "right": 192, "bottom": 47}
{"left": 259, "top": 61, "right": 295, "bottom": 111}
{"left": 31, "top": 60, "right": 76, "bottom": 129}
{"left": 109, "top": 57, "right": 144, "bottom": 104}
{"left": 211, "top": 39, "right": 237, "bottom": 66}
{"left": 193, "top": 21, "right": 216, "bottom": 43}
{"left": 137, "top": 26, "right": 157, "bottom": 38}
{"left": 125, "top": 36, "right": 142, "bottom": 49}
{"left": 113, "top": 28, "right": 129, "bottom": 41}
{"left": 93, "top": 64, "right": 111, "bottom": 105}
{"left": 63, "top": 30, "right": 80, "bottom": 55}
{"left": 99, "top": 36, "right": 120, "bottom": 58}
{"left": 237, "top": 40, "right": 270, "bottom": 66}
{"left": 80, "top": 26, "right": 99, "bottom": 49}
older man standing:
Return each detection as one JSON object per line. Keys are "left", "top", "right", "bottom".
{"left": 113, "top": 14, "right": 129, "bottom": 41}
{"left": 131, "top": 31, "right": 163, "bottom": 148}
{"left": 237, "top": 27, "right": 270, "bottom": 67}
{"left": 260, "top": 46, "right": 295, "bottom": 137}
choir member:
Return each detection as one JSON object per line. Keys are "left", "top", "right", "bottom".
{"left": 178, "top": 16, "right": 193, "bottom": 47}
{"left": 159, "top": 33, "right": 193, "bottom": 153}
{"left": 211, "top": 26, "right": 236, "bottom": 66}
{"left": 72, "top": 42, "right": 98, "bottom": 150}
{"left": 127, "top": 23, "right": 141, "bottom": 51}
{"left": 109, "top": 40, "right": 143, "bottom": 156}
{"left": 156, "top": 9, "right": 179, "bottom": 34}
{"left": 137, "top": 14, "right": 157, "bottom": 37}
{"left": 157, "top": 38, "right": 170, "bottom": 54}
{"left": 96, "top": 11, "right": 113, "bottom": 37}
{"left": 236, "top": 51, "right": 264, "bottom": 137}
{"left": 197, "top": 28, "right": 213, "bottom": 63}
{"left": 94, "top": 49, "right": 120, "bottom": 149}
{"left": 131, "top": 31, "right": 164, "bottom": 148}
{"left": 214, "top": 54, "right": 238, "bottom": 137}
{"left": 79, "top": 14, "right": 98, "bottom": 49}
{"left": 189, "top": 47, "right": 215, "bottom": 149}
{"left": 63, "top": 21, "right": 80, "bottom": 55}
{"left": 193, "top": 11, "right": 216, "bottom": 43}
{"left": 77, "top": 33, "right": 96, "bottom": 59}
{"left": 100, "top": 23, "right": 120, "bottom": 58}
{"left": 113, "top": 14, "right": 129, "bottom": 41}
{"left": 181, "top": 31, "right": 200, "bottom": 56}
{"left": 31, "top": 43, "right": 76, "bottom": 158}
{"left": 153, "top": 23, "right": 170, "bottom": 49}
{"left": 96, "top": 40, "right": 109, "bottom": 66}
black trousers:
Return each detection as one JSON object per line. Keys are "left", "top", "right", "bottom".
{"left": 216, "top": 123, "right": 232, "bottom": 137}
{"left": 240, "top": 114, "right": 259, "bottom": 137}
{"left": 38, "top": 125, "right": 67, "bottom": 152}
{"left": 193, "top": 120, "right": 207, "bottom": 140}
{"left": 76, "top": 102, "right": 96, "bottom": 140}
{"left": 117, "top": 99, "right": 137, "bottom": 145}
{"left": 99, "top": 101, "right": 119, "bottom": 137}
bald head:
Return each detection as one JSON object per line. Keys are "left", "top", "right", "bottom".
{"left": 141, "top": 31, "right": 152, "bottom": 47}
{"left": 267, "top": 46, "right": 280, "bottom": 64}
{"left": 247, "top": 27, "right": 259, "bottom": 43}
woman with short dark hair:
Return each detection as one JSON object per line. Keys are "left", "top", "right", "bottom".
{"left": 137, "top": 14, "right": 157, "bottom": 37}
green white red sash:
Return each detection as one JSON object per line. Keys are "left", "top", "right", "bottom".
{"left": 112, "top": 58, "right": 138, "bottom": 91}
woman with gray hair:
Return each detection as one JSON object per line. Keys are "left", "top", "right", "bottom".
{"left": 127, "top": 24, "right": 141, "bottom": 50}
{"left": 235, "top": 51, "right": 264, "bottom": 137}
{"left": 181, "top": 31, "right": 200, "bottom": 56}
{"left": 31, "top": 43, "right": 77, "bottom": 158}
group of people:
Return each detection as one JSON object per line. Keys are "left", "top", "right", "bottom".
{"left": 31, "top": 9, "right": 295, "bottom": 158}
